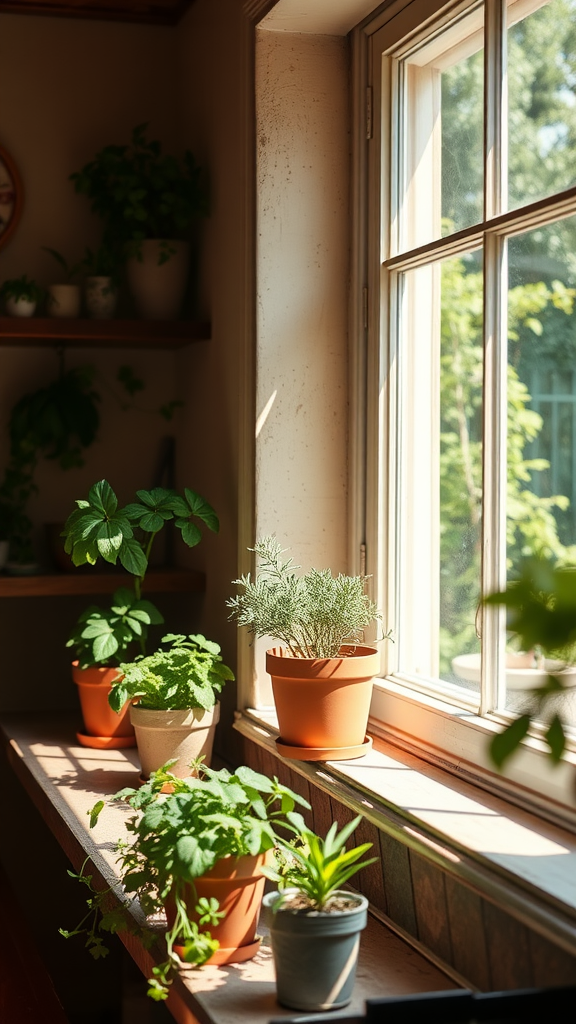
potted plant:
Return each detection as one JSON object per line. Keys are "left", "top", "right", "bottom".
{"left": 262, "top": 815, "right": 377, "bottom": 1012}
{"left": 0, "top": 274, "right": 44, "bottom": 316}
{"left": 227, "top": 536, "right": 389, "bottom": 760}
{"left": 82, "top": 244, "right": 120, "bottom": 319}
{"left": 64, "top": 763, "right": 310, "bottom": 1000}
{"left": 108, "top": 632, "right": 234, "bottom": 777}
{"left": 70, "top": 124, "right": 208, "bottom": 320}
{"left": 43, "top": 247, "right": 82, "bottom": 318}
{"left": 66, "top": 586, "right": 165, "bottom": 748}
{"left": 62, "top": 479, "right": 219, "bottom": 748}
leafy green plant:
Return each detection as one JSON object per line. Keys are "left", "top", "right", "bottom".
{"left": 43, "top": 246, "right": 83, "bottom": 281}
{"left": 66, "top": 587, "right": 165, "bottom": 669}
{"left": 82, "top": 242, "right": 121, "bottom": 281}
{"left": 264, "top": 816, "right": 377, "bottom": 911}
{"left": 0, "top": 274, "right": 44, "bottom": 303}
{"left": 63, "top": 479, "right": 218, "bottom": 661}
{"left": 66, "top": 763, "right": 309, "bottom": 1000}
{"left": 227, "top": 536, "right": 387, "bottom": 659}
{"left": 70, "top": 124, "right": 208, "bottom": 260}
{"left": 108, "top": 632, "right": 234, "bottom": 712}
{"left": 485, "top": 555, "right": 576, "bottom": 769}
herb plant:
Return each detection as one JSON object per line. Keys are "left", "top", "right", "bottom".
{"left": 70, "top": 124, "right": 208, "bottom": 260}
{"left": 0, "top": 274, "right": 44, "bottom": 303}
{"left": 69, "top": 763, "right": 309, "bottom": 1000}
{"left": 108, "top": 633, "right": 234, "bottom": 712}
{"left": 264, "top": 815, "right": 377, "bottom": 911}
{"left": 227, "top": 536, "right": 386, "bottom": 659}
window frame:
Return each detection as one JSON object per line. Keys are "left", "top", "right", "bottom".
{"left": 357, "top": 0, "right": 576, "bottom": 824}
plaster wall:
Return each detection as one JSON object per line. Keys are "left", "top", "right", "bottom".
{"left": 253, "top": 28, "right": 351, "bottom": 703}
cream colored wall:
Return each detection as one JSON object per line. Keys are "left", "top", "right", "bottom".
{"left": 252, "top": 29, "right": 351, "bottom": 704}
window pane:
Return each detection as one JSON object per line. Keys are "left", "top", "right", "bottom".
{"left": 400, "top": 6, "right": 484, "bottom": 251}
{"left": 506, "top": 217, "right": 576, "bottom": 728}
{"left": 507, "top": 0, "right": 576, "bottom": 211}
{"left": 397, "top": 252, "right": 483, "bottom": 695}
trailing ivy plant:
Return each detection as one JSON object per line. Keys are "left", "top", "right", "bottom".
{"left": 108, "top": 632, "right": 234, "bottom": 713}
{"left": 64, "top": 763, "right": 309, "bottom": 1000}
{"left": 63, "top": 480, "right": 218, "bottom": 660}
{"left": 227, "top": 535, "right": 389, "bottom": 659}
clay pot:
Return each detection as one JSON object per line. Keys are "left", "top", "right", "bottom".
{"left": 167, "top": 852, "right": 270, "bottom": 965}
{"left": 266, "top": 645, "right": 380, "bottom": 760}
{"left": 129, "top": 703, "right": 220, "bottom": 779}
{"left": 126, "top": 240, "right": 189, "bottom": 320}
{"left": 72, "top": 662, "right": 135, "bottom": 749}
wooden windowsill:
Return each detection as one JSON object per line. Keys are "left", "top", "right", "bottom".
{"left": 234, "top": 712, "right": 576, "bottom": 959}
{"left": 0, "top": 714, "right": 458, "bottom": 1024}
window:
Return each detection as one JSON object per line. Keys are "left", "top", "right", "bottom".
{"left": 362, "top": 0, "right": 576, "bottom": 815}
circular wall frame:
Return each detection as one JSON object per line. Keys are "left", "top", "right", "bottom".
{"left": 0, "top": 145, "right": 23, "bottom": 251}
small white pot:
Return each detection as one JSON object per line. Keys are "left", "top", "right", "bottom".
{"left": 127, "top": 239, "right": 189, "bottom": 320}
{"left": 85, "top": 276, "right": 118, "bottom": 319}
{"left": 5, "top": 296, "right": 37, "bottom": 317}
{"left": 47, "top": 284, "right": 81, "bottom": 318}
{"left": 130, "top": 702, "right": 220, "bottom": 779}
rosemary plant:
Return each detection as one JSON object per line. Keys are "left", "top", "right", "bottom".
{"left": 227, "top": 536, "right": 386, "bottom": 659}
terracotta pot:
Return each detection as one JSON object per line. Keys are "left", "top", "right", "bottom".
{"left": 72, "top": 662, "right": 136, "bottom": 748}
{"left": 266, "top": 645, "right": 380, "bottom": 760}
{"left": 126, "top": 239, "right": 189, "bottom": 320}
{"left": 167, "top": 852, "right": 270, "bottom": 965}
{"left": 130, "top": 702, "right": 220, "bottom": 779}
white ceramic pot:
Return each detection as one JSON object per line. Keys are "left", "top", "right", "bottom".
{"left": 5, "top": 296, "right": 37, "bottom": 317}
{"left": 85, "top": 276, "right": 117, "bottom": 319}
{"left": 126, "top": 239, "right": 189, "bottom": 320}
{"left": 47, "top": 284, "right": 81, "bottom": 318}
{"left": 130, "top": 702, "right": 220, "bottom": 779}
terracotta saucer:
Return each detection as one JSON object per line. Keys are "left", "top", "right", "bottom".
{"left": 76, "top": 732, "right": 137, "bottom": 750}
{"left": 275, "top": 735, "right": 373, "bottom": 761}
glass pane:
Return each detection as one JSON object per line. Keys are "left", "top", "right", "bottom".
{"left": 506, "top": 217, "right": 576, "bottom": 729}
{"left": 397, "top": 251, "right": 483, "bottom": 696}
{"left": 507, "top": 0, "right": 576, "bottom": 210}
{"left": 400, "top": 6, "right": 484, "bottom": 251}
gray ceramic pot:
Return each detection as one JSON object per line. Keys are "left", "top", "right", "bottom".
{"left": 263, "top": 889, "right": 368, "bottom": 1011}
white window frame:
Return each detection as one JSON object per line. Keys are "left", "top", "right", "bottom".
{"left": 357, "top": 0, "right": 576, "bottom": 824}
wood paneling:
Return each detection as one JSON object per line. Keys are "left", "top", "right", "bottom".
{"left": 379, "top": 830, "right": 417, "bottom": 930}
{"left": 482, "top": 900, "right": 534, "bottom": 989}
{"left": 528, "top": 928, "right": 576, "bottom": 986}
{"left": 0, "top": 1, "right": 194, "bottom": 25}
{"left": 445, "top": 874, "right": 491, "bottom": 990}
{"left": 410, "top": 851, "right": 453, "bottom": 964}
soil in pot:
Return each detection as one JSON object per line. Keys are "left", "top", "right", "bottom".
{"left": 263, "top": 889, "right": 368, "bottom": 1011}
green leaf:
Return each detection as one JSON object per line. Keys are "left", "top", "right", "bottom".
{"left": 489, "top": 715, "right": 532, "bottom": 769}
{"left": 109, "top": 684, "right": 129, "bottom": 714}
{"left": 176, "top": 520, "right": 202, "bottom": 548}
{"left": 184, "top": 489, "right": 219, "bottom": 532}
{"left": 545, "top": 714, "right": 566, "bottom": 763}
{"left": 88, "top": 801, "right": 105, "bottom": 828}
{"left": 118, "top": 538, "right": 148, "bottom": 577}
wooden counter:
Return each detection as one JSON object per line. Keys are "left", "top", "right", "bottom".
{"left": 0, "top": 715, "right": 458, "bottom": 1024}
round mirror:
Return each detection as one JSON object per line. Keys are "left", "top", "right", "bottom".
{"left": 0, "top": 145, "right": 23, "bottom": 251}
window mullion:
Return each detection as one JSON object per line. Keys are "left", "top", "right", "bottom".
{"left": 484, "top": 0, "right": 507, "bottom": 220}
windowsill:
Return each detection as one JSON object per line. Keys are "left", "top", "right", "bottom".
{"left": 234, "top": 709, "right": 576, "bottom": 958}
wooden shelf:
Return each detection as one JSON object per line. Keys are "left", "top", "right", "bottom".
{"left": 0, "top": 1, "right": 195, "bottom": 26}
{"left": 0, "top": 317, "right": 210, "bottom": 349}
{"left": 0, "top": 568, "right": 205, "bottom": 597}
